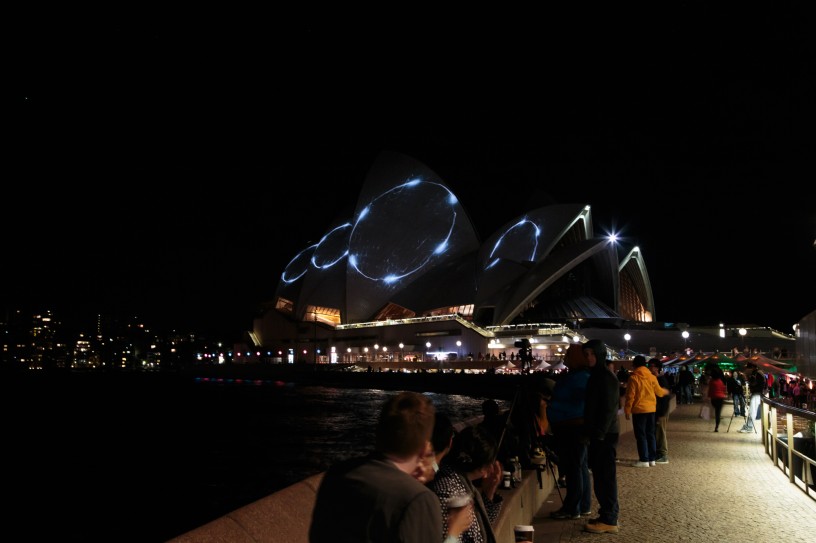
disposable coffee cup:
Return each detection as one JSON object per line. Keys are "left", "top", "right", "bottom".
{"left": 514, "top": 524, "right": 534, "bottom": 543}
{"left": 446, "top": 494, "right": 472, "bottom": 509}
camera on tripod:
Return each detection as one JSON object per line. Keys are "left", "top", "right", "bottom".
{"left": 514, "top": 338, "right": 533, "bottom": 369}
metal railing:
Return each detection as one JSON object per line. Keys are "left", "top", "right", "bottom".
{"left": 761, "top": 397, "right": 816, "bottom": 501}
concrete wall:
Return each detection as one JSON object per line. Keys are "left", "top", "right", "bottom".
{"left": 167, "top": 404, "right": 661, "bottom": 543}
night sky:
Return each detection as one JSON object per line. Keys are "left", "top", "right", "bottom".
{"left": 7, "top": 10, "right": 816, "bottom": 339}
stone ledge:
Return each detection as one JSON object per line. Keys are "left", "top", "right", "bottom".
{"left": 167, "top": 403, "right": 664, "bottom": 543}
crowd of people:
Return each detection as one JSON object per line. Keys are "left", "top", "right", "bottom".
{"left": 309, "top": 340, "right": 810, "bottom": 541}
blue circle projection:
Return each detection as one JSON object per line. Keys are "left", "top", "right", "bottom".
{"left": 281, "top": 245, "right": 316, "bottom": 284}
{"left": 348, "top": 179, "right": 458, "bottom": 284}
{"left": 311, "top": 223, "right": 352, "bottom": 270}
{"left": 485, "top": 218, "right": 541, "bottom": 269}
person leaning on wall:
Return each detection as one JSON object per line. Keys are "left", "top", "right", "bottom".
{"left": 310, "top": 391, "right": 470, "bottom": 543}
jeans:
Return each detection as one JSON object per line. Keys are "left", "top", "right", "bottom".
{"left": 553, "top": 425, "right": 592, "bottom": 515}
{"left": 743, "top": 393, "right": 762, "bottom": 429}
{"left": 589, "top": 434, "right": 619, "bottom": 525}
{"left": 732, "top": 393, "right": 746, "bottom": 416}
{"left": 632, "top": 412, "right": 656, "bottom": 462}
{"left": 680, "top": 384, "right": 693, "bottom": 404}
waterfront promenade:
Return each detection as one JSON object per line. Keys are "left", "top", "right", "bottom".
{"left": 531, "top": 400, "right": 816, "bottom": 542}
{"left": 170, "top": 398, "right": 816, "bottom": 542}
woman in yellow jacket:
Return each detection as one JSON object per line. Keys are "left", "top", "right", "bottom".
{"left": 624, "top": 355, "right": 670, "bottom": 467}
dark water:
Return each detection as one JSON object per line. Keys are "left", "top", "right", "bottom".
{"left": 5, "top": 372, "right": 506, "bottom": 542}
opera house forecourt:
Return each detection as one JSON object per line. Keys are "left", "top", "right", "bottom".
{"left": 235, "top": 150, "right": 809, "bottom": 376}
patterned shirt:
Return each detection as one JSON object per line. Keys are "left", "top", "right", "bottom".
{"left": 428, "top": 463, "right": 502, "bottom": 543}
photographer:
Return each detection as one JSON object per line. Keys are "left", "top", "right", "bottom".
{"left": 739, "top": 364, "right": 766, "bottom": 433}
{"left": 546, "top": 343, "right": 592, "bottom": 520}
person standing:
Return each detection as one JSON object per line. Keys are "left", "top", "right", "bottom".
{"left": 727, "top": 370, "right": 746, "bottom": 417}
{"left": 581, "top": 339, "right": 621, "bottom": 534}
{"left": 428, "top": 424, "right": 504, "bottom": 543}
{"left": 615, "top": 366, "right": 629, "bottom": 409}
{"left": 624, "top": 355, "right": 670, "bottom": 467}
{"left": 309, "top": 391, "right": 468, "bottom": 543}
{"left": 678, "top": 366, "right": 695, "bottom": 404}
{"left": 546, "top": 343, "right": 592, "bottom": 520}
{"left": 647, "top": 358, "right": 672, "bottom": 463}
{"left": 707, "top": 366, "right": 728, "bottom": 432}
{"left": 739, "top": 364, "right": 766, "bottom": 433}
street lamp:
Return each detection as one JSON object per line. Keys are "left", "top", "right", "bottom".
{"left": 426, "top": 341, "right": 431, "bottom": 361}
{"left": 399, "top": 342, "right": 404, "bottom": 361}
{"left": 682, "top": 330, "right": 690, "bottom": 352}
{"left": 624, "top": 333, "right": 631, "bottom": 355}
{"left": 456, "top": 340, "right": 462, "bottom": 360}
{"left": 739, "top": 328, "right": 747, "bottom": 354}
{"left": 374, "top": 343, "right": 379, "bottom": 361}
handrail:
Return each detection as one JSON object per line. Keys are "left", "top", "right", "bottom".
{"left": 761, "top": 397, "right": 816, "bottom": 501}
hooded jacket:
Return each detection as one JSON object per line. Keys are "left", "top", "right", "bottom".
{"left": 624, "top": 366, "right": 668, "bottom": 415}
{"left": 582, "top": 339, "right": 620, "bottom": 440}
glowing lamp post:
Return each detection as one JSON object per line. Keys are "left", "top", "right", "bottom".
{"left": 399, "top": 342, "right": 404, "bottom": 362}
{"left": 682, "top": 330, "right": 690, "bottom": 352}
{"left": 426, "top": 341, "right": 432, "bottom": 362}
{"left": 739, "top": 328, "right": 747, "bottom": 354}
{"left": 456, "top": 340, "right": 462, "bottom": 360}
{"left": 624, "top": 333, "right": 631, "bottom": 356}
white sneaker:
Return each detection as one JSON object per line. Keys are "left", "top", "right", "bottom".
{"left": 649, "top": 461, "right": 656, "bottom": 466}
{"left": 738, "top": 428, "right": 751, "bottom": 433}
{"left": 632, "top": 461, "right": 650, "bottom": 468}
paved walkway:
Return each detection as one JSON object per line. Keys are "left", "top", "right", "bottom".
{"left": 531, "top": 401, "right": 816, "bottom": 542}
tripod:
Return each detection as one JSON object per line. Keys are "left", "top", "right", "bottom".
{"left": 726, "top": 401, "right": 756, "bottom": 433}
{"left": 497, "top": 383, "right": 563, "bottom": 502}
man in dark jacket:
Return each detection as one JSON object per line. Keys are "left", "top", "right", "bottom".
{"left": 581, "top": 339, "right": 620, "bottom": 534}
{"left": 726, "top": 370, "right": 746, "bottom": 417}
{"left": 739, "top": 365, "right": 766, "bottom": 432}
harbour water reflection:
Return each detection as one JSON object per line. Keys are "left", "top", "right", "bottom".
{"left": 7, "top": 373, "right": 506, "bottom": 542}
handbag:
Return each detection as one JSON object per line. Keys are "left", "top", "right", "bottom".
{"left": 699, "top": 404, "right": 711, "bottom": 420}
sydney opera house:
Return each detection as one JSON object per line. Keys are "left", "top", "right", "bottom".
{"left": 246, "top": 151, "right": 807, "bottom": 373}
{"left": 246, "top": 151, "right": 660, "bottom": 365}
